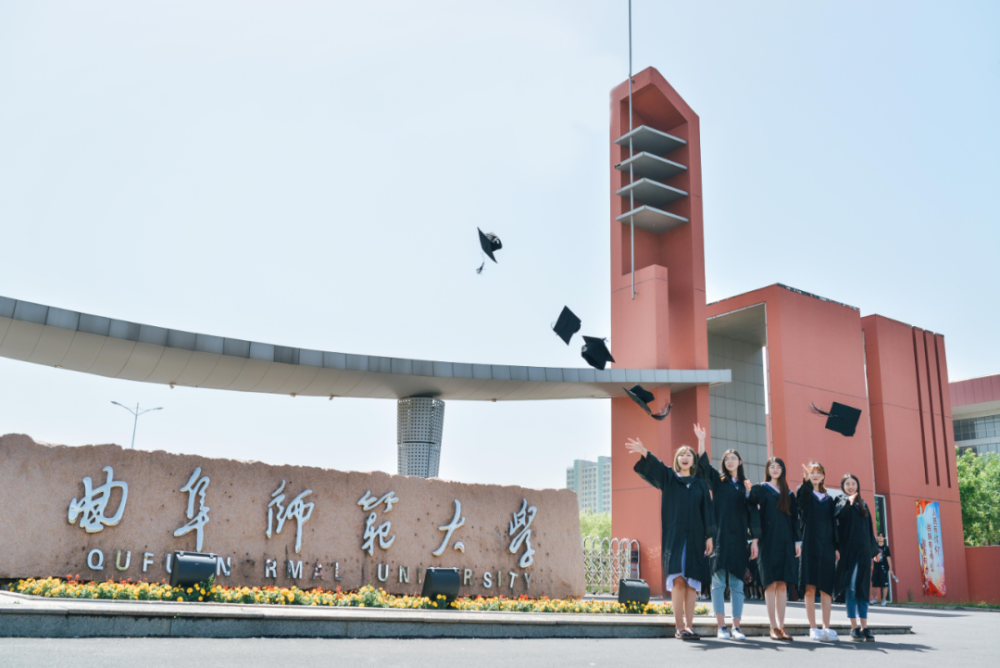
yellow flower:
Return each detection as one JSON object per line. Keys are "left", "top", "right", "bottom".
{"left": 177, "top": 597, "right": 183, "bottom": 602}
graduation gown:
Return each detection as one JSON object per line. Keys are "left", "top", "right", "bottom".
{"left": 749, "top": 483, "right": 800, "bottom": 588}
{"left": 796, "top": 480, "right": 839, "bottom": 595}
{"left": 634, "top": 453, "right": 716, "bottom": 586}
{"left": 834, "top": 496, "right": 877, "bottom": 600}
{"left": 697, "top": 452, "right": 761, "bottom": 579}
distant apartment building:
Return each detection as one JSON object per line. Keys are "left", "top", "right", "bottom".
{"left": 566, "top": 456, "right": 611, "bottom": 514}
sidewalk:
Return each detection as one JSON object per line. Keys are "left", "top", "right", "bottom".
{"left": 0, "top": 590, "right": 913, "bottom": 639}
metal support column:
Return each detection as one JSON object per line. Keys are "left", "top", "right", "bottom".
{"left": 397, "top": 397, "right": 445, "bottom": 477}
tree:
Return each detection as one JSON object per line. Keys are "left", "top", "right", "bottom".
{"left": 957, "top": 450, "right": 1000, "bottom": 546}
{"left": 579, "top": 511, "right": 612, "bottom": 541}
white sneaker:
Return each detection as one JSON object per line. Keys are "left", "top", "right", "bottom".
{"left": 881, "top": 600, "right": 888, "bottom": 607}
{"left": 823, "top": 628, "right": 840, "bottom": 642}
{"left": 809, "top": 628, "right": 824, "bottom": 641}
{"left": 731, "top": 627, "right": 747, "bottom": 641}
{"left": 717, "top": 627, "right": 731, "bottom": 640}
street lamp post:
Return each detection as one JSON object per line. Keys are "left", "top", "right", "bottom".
{"left": 111, "top": 401, "right": 163, "bottom": 449}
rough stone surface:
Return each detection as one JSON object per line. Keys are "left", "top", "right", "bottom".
{"left": 0, "top": 434, "right": 584, "bottom": 598}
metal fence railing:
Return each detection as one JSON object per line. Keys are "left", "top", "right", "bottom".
{"left": 581, "top": 537, "right": 639, "bottom": 595}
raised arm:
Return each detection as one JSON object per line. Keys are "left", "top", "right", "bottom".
{"left": 627, "top": 438, "right": 670, "bottom": 491}
{"left": 691, "top": 423, "right": 719, "bottom": 491}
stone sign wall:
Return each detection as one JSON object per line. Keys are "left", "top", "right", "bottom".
{"left": 0, "top": 434, "right": 585, "bottom": 598}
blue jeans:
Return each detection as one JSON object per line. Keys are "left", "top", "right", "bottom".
{"left": 845, "top": 563, "right": 869, "bottom": 620}
{"left": 711, "top": 570, "right": 745, "bottom": 619}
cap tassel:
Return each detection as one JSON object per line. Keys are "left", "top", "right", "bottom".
{"left": 651, "top": 402, "right": 673, "bottom": 421}
{"left": 809, "top": 402, "right": 831, "bottom": 417}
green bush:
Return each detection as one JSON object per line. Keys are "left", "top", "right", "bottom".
{"left": 957, "top": 450, "right": 1000, "bottom": 546}
{"left": 579, "top": 511, "right": 611, "bottom": 541}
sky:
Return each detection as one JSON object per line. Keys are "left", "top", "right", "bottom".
{"left": 1, "top": 1, "right": 997, "bottom": 490}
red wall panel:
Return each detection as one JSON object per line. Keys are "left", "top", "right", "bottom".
{"left": 861, "top": 316, "right": 968, "bottom": 602}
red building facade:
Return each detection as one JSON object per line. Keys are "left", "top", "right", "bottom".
{"left": 610, "top": 67, "right": 976, "bottom": 602}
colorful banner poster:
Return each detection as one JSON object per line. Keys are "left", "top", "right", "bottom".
{"left": 915, "top": 500, "right": 946, "bottom": 596}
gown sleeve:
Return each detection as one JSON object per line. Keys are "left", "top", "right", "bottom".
{"left": 748, "top": 493, "right": 762, "bottom": 540}
{"left": 696, "top": 452, "right": 719, "bottom": 492}
{"left": 633, "top": 452, "right": 672, "bottom": 491}
{"left": 790, "top": 493, "right": 803, "bottom": 542}
{"left": 866, "top": 507, "right": 878, "bottom": 556}
{"left": 796, "top": 479, "right": 814, "bottom": 509}
{"left": 795, "top": 479, "right": 813, "bottom": 537}
{"left": 699, "top": 478, "right": 717, "bottom": 539}
{"left": 832, "top": 500, "right": 841, "bottom": 550}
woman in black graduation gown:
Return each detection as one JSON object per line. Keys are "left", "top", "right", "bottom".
{"left": 796, "top": 462, "right": 840, "bottom": 642}
{"left": 835, "top": 473, "right": 878, "bottom": 642}
{"left": 749, "top": 457, "right": 800, "bottom": 641}
{"left": 627, "top": 431, "right": 715, "bottom": 640}
{"left": 694, "top": 424, "right": 760, "bottom": 640}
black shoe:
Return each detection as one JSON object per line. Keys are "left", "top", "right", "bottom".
{"left": 863, "top": 628, "right": 876, "bottom": 642}
{"left": 850, "top": 628, "right": 864, "bottom": 642}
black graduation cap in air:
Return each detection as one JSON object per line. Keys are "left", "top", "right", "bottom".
{"left": 552, "top": 306, "right": 582, "bottom": 345}
{"left": 810, "top": 401, "right": 862, "bottom": 437}
{"left": 476, "top": 228, "right": 503, "bottom": 274}
{"left": 581, "top": 336, "right": 615, "bottom": 370}
{"left": 624, "top": 384, "right": 673, "bottom": 421}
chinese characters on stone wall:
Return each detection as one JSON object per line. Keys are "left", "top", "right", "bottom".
{"left": 64, "top": 467, "right": 541, "bottom": 591}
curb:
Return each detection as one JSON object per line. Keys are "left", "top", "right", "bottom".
{"left": 0, "top": 592, "right": 914, "bottom": 639}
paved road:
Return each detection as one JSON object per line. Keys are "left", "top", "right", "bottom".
{"left": 1, "top": 599, "right": 992, "bottom": 668}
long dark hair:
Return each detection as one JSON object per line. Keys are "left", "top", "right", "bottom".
{"left": 718, "top": 449, "right": 746, "bottom": 484}
{"left": 840, "top": 473, "right": 868, "bottom": 517}
{"left": 765, "top": 457, "right": 791, "bottom": 515}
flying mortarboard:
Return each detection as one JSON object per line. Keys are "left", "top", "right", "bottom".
{"left": 476, "top": 228, "right": 503, "bottom": 274}
{"left": 551, "top": 306, "right": 582, "bottom": 345}
{"left": 581, "top": 336, "right": 615, "bottom": 370}
{"left": 810, "top": 401, "right": 862, "bottom": 437}
{"left": 624, "top": 384, "right": 673, "bottom": 421}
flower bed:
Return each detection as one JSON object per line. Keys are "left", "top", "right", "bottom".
{"left": 10, "top": 577, "right": 708, "bottom": 615}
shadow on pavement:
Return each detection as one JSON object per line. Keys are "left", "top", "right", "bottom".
{"left": 686, "top": 638, "right": 932, "bottom": 653}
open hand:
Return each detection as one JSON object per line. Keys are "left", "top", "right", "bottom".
{"left": 625, "top": 438, "right": 648, "bottom": 457}
{"left": 750, "top": 540, "right": 759, "bottom": 560}
{"left": 694, "top": 423, "right": 706, "bottom": 441}
{"left": 801, "top": 463, "right": 810, "bottom": 481}
{"left": 704, "top": 537, "right": 714, "bottom": 557}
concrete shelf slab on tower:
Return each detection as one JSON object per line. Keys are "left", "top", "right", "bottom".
{"left": 616, "top": 178, "right": 688, "bottom": 208}
{"left": 615, "top": 153, "right": 687, "bottom": 181}
{"left": 615, "top": 125, "right": 686, "bottom": 156}
{"left": 615, "top": 206, "right": 690, "bottom": 234}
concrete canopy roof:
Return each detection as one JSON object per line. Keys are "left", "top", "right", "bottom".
{"left": 707, "top": 303, "right": 767, "bottom": 347}
{"left": 0, "top": 295, "right": 730, "bottom": 401}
